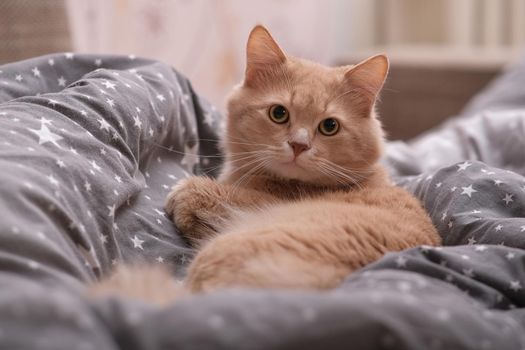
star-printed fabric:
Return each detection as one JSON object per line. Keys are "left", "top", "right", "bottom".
{"left": 1, "top": 52, "right": 525, "bottom": 350}
{"left": 0, "top": 53, "right": 222, "bottom": 287}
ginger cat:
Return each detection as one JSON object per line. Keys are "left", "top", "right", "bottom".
{"left": 91, "top": 26, "right": 440, "bottom": 303}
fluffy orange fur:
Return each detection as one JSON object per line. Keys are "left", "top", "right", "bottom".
{"left": 90, "top": 25, "right": 440, "bottom": 303}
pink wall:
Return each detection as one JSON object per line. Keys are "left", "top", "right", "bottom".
{"left": 67, "top": 0, "right": 343, "bottom": 109}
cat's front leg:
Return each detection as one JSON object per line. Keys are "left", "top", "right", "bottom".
{"left": 166, "top": 176, "right": 231, "bottom": 246}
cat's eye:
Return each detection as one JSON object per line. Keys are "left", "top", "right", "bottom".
{"left": 269, "top": 104, "right": 289, "bottom": 124}
{"left": 318, "top": 118, "right": 339, "bottom": 136}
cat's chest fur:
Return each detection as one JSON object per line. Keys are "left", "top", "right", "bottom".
{"left": 224, "top": 171, "right": 389, "bottom": 202}
{"left": 221, "top": 165, "right": 391, "bottom": 202}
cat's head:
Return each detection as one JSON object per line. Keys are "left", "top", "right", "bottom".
{"left": 223, "top": 25, "right": 388, "bottom": 187}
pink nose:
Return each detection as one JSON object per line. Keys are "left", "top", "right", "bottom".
{"left": 288, "top": 141, "right": 311, "bottom": 157}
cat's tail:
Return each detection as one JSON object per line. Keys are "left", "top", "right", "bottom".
{"left": 88, "top": 264, "right": 189, "bottom": 305}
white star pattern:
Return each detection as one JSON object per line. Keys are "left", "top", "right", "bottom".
{"left": 28, "top": 261, "right": 40, "bottom": 270}
{"left": 475, "top": 245, "right": 487, "bottom": 252}
{"left": 510, "top": 280, "right": 522, "bottom": 292}
{"left": 84, "top": 181, "right": 92, "bottom": 192}
{"left": 65, "top": 52, "right": 74, "bottom": 59}
{"left": 107, "top": 204, "right": 116, "bottom": 217}
{"left": 153, "top": 208, "right": 165, "bottom": 216}
{"left": 47, "top": 175, "right": 59, "bottom": 186}
{"left": 156, "top": 94, "right": 166, "bottom": 102}
{"left": 15, "top": 74, "right": 23, "bottom": 82}
{"left": 40, "top": 117, "right": 52, "bottom": 125}
{"left": 156, "top": 256, "right": 164, "bottom": 263}
{"left": 181, "top": 143, "right": 199, "bottom": 172}
{"left": 57, "top": 76, "right": 66, "bottom": 87}
{"left": 100, "top": 234, "right": 108, "bottom": 244}
{"left": 461, "top": 185, "right": 477, "bottom": 198}
{"left": 106, "top": 98, "right": 115, "bottom": 108}
{"left": 457, "top": 161, "right": 472, "bottom": 171}
{"left": 467, "top": 237, "right": 476, "bottom": 245}
{"left": 495, "top": 225, "right": 503, "bottom": 232}
{"left": 32, "top": 67, "right": 40, "bottom": 77}
{"left": 133, "top": 115, "right": 142, "bottom": 129}
{"left": 91, "top": 160, "right": 102, "bottom": 172}
{"left": 503, "top": 193, "right": 514, "bottom": 205}
{"left": 98, "top": 118, "right": 111, "bottom": 132}
{"left": 494, "top": 179, "right": 503, "bottom": 186}
{"left": 520, "top": 226, "right": 525, "bottom": 232}
{"left": 131, "top": 235, "right": 144, "bottom": 250}
{"left": 102, "top": 80, "right": 116, "bottom": 90}
{"left": 29, "top": 123, "right": 63, "bottom": 147}
{"left": 114, "top": 175, "right": 122, "bottom": 183}
{"left": 203, "top": 112, "right": 215, "bottom": 127}
{"left": 506, "top": 252, "right": 515, "bottom": 260}
{"left": 395, "top": 256, "right": 407, "bottom": 268}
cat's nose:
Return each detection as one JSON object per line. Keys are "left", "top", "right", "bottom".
{"left": 288, "top": 141, "right": 311, "bottom": 157}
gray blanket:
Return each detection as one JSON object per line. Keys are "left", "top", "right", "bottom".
{"left": 1, "top": 53, "right": 525, "bottom": 350}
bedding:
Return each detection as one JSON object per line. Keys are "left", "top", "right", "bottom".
{"left": 1, "top": 52, "right": 525, "bottom": 349}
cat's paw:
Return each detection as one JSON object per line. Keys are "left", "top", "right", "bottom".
{"left": 165, "top": 177, "right": 224, "bottom": 244}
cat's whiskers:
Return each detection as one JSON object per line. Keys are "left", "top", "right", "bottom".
{"left": 317, "top": 157, "right": 375, "bottom": 177}
{"left": 226, "top": 157, "right": 273, "bottom": 203}
{"left": 225, "top": 152, "right": 274, "bottom": 183}
{"left": 146, "top": 140, "right": 223, "bottom": 158}
{"left": 315, "top": 160, "right": 368, "bottom": 190}
{"left": 315, "top": 163, "right": 354, "bottom": 188}
{"left": 319, "top": 161, "right": 368, "bottom": 183}
{"left": 148, "top": 137, "right": 279, "bottom": 158}
{"left": 202, "top": 152, "right": 272, "bottom": 175}
{"left": 147, "top": 139, "right": 277, "bottom": 162}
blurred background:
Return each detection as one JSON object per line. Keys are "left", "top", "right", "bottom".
{"left": 1, "top": 0, "right": 524, "bottom": 140}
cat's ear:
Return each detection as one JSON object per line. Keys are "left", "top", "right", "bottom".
{"left": 343, "top": 54, "right": 389, "bottom": 115}
{"left": 245, "top": 25, "right": 287, "bottom": 85}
